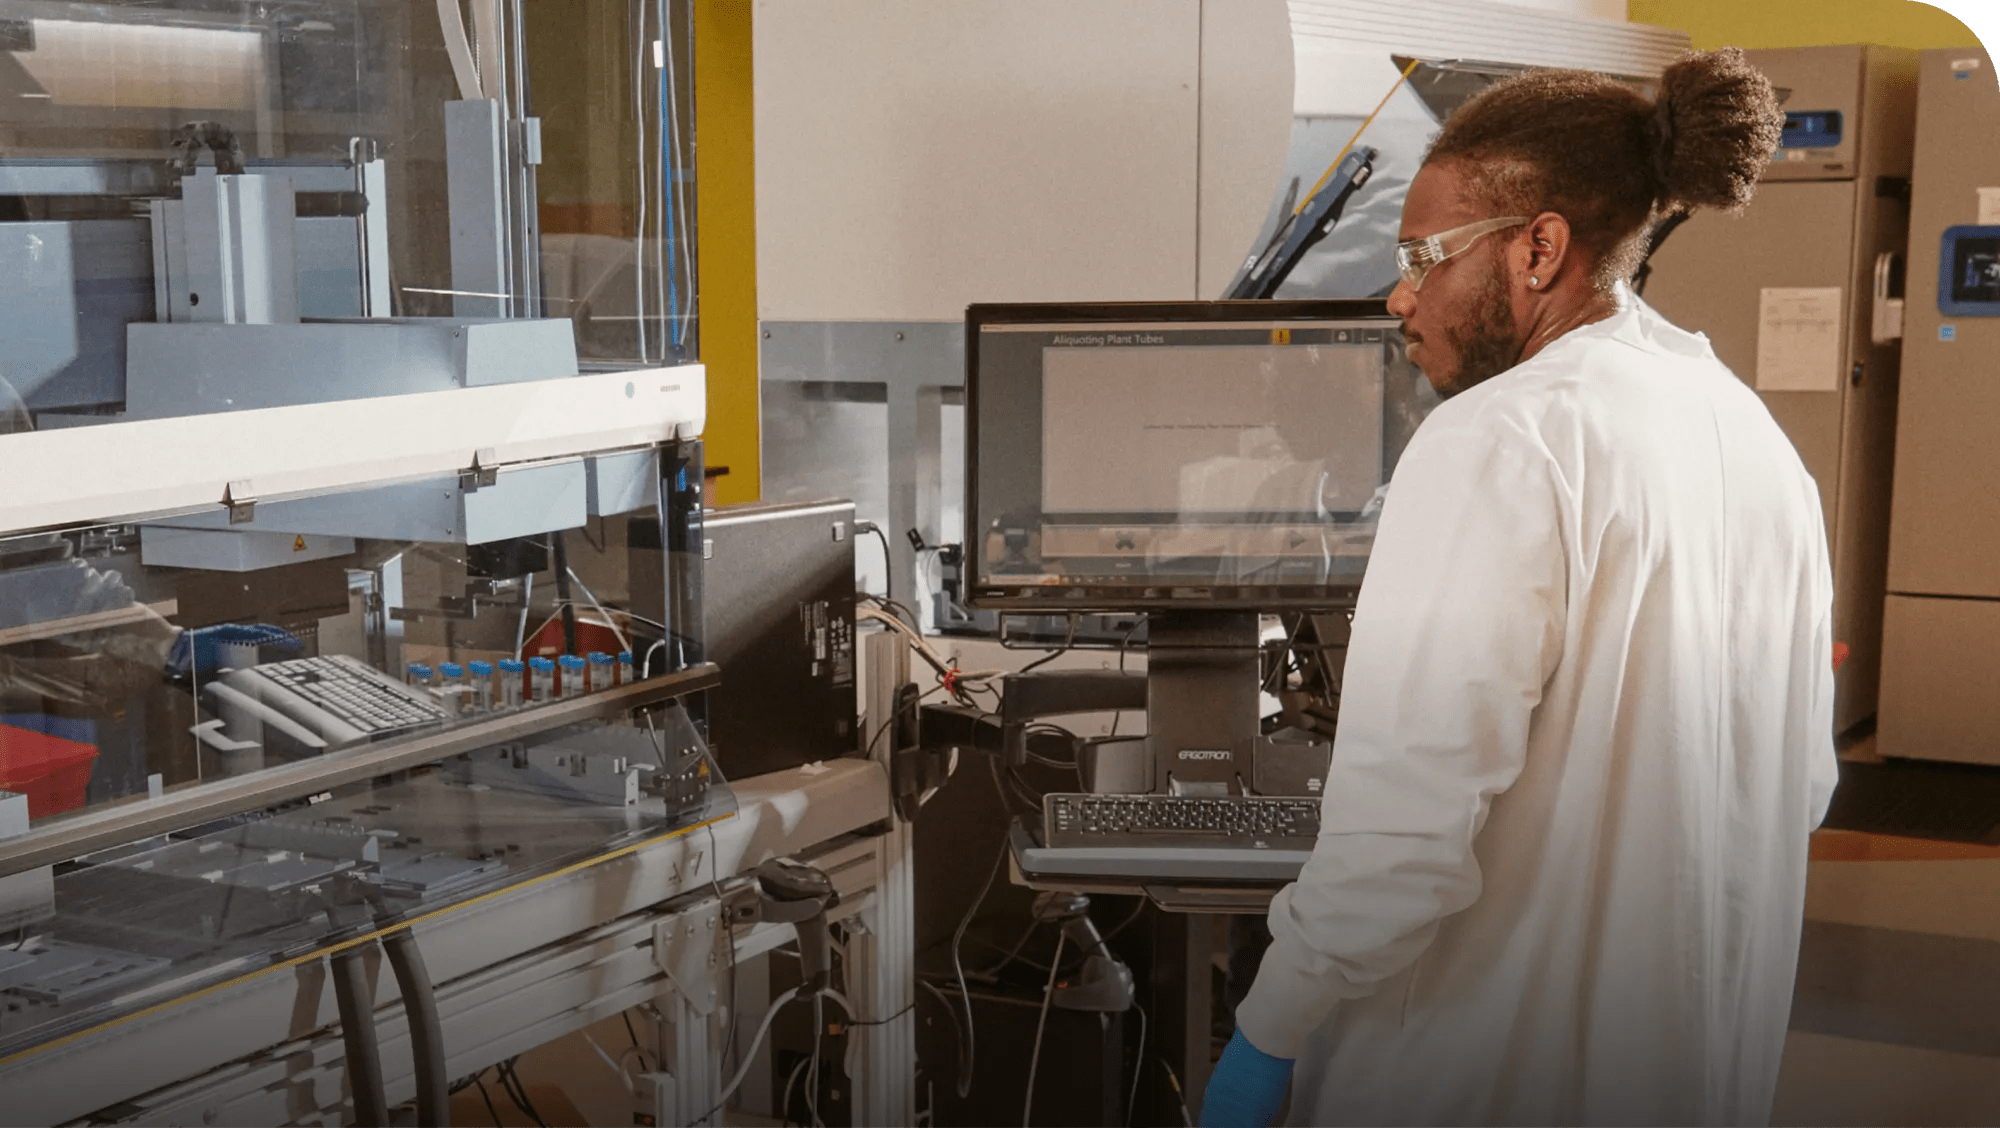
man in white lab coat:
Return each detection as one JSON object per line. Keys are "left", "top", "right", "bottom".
{"left": 1202, "top": 49, "right": 1840, "bottom": 1127}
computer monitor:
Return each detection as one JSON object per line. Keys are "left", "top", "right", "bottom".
{"left": 967, "top": 301, "right": 1427, "bottom": 798}
{"left": 965, "top": 300, "right": 1424, "bottom": 613}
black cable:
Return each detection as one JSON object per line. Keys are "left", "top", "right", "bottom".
{"left": 841, "top": 999, "right": 917, "bottom": 1026}
{"left": 1159, "top": 1056, "right": 1194, "bottom": 1128}
{"left": 507, "top": 1061, "right": 549, "bottom": 1128}
{"left": 1016, "top": 614, "right": 1078, "bottom": 673}
{"left": 808, "top": 992, "right": 824, "bottom": 1127}
{"left": 1023, "top": 723, "right": 1083, "bottom": 769}
{"left": 989, "top": 756, "right": 1041, "bottom": 819}
{"left": 1126, "top": 1003, "right": 1149, "bottom": 1128}
{"left": 705, "top": 823, "right": 741, "bottom": 1074}
{"left": 1262, "top": 614, "right": 1309, "bottom": 695}
{"left": 330, "top": 947, "right": 390, "bottom": 1128}
{"left": 1101, "top": 897, "right": 1148, "bottom": 944}
{"left": 1021, "top": 932, "right": 1066, "bottom": 1127}
{"left": 858, "top": 591, "right": 923, "bottom": 634}
{"left": 950, "top": 839, "right": 1009, "bottom": 1098}
{"left": 497, "top": 1058, "right": 549, "bottom": 1128}
{"left": 917, "top": 979, "right": 966, "bottom": 1085}
{"left": 383, "top": 929, "right": 449, "bottom": 1128}
{"left": 550, "top": 533, "right": 578, "bottom": 656}
{"left": 865, "top": 683, "right": 938, "bottom": 758}
{"left": 473, "top": 1074, "right": 503, "bottom": 1127}
{"left": 1022, "top": 750, "right": 1080, "bottom": 772}
{"left": 979, "top": 891, "right": 1105, "bottom": 980}
{"left": 862, "top": 524, "right": 894, "bottom": 601}
{"left": 1111, "top": 619, "right": 1142, "bottom": 737}
{"left": 1005, "top": 764, "right": 1051, "bottom": 812}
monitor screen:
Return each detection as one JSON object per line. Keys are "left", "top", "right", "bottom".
{"left": 967, "top": 301, "right": 1432, "bottom": 611}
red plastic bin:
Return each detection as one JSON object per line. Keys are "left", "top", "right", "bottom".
{"left": 0, "top": 724, "right": 99, "bottom": 820}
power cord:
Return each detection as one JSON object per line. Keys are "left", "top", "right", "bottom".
{"left": 694, "top": 984, "right": 807, "bottom": 1124}
{"left": 1020, "top": 931, "right": 1067, "bottom": 1127}
{"left": 782, "top": 1055, "right": 811, "bottom": 1127}
{"left": 472, "top": 1073, "right": 503, "bottom": 1126}
{"left": 856, "top": 521, "right": 894, "bottom": 600}
{"left": 1159, "top": 1056, "right": 1195, "bottom": 1128}
{"left": 704, "top": 824, "right": 742, "bottom": 1075}
{"left": 1126, "top": 1002, "right": 1149, "bottom": 1128}
{"left": 808, "top": 992, "right": 825, "bottom": 1127}
{"left": 917, "top": 979, "right": 966, "bottom": 1087}
{"left": 495, "top": 1057, "right": 549, "bottom": 1128}
{"left": 949, "top": 839, "right": 1008, "bottom": 1098}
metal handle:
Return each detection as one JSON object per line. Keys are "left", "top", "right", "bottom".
{"left": 1872, "top": 250, "right": 1906, "bottom": 345}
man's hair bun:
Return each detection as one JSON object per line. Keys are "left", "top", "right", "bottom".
{"left": 1648, "top": 48, "right": 1784, "bottom": 215}
{"left": 1423, "top": 48, "right": 1785, "bottom": 291}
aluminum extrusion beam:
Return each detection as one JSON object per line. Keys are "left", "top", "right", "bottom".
{"left": 0, "top": 364, "right": 705, "bottom": 538}
{"left": 0, "top": 664, "right": 720, "bottom": 879}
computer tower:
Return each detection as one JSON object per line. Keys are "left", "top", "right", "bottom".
{"left": 1876, "top": 49, "right": 2000, "bottom": 764}
{"left": 699, "top": 499, "right": 858, "bottom": 780}
{"left": 1645, "top": 45, "right": 1918, "bottom": 735}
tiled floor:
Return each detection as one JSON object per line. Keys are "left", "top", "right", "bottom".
{"left": 493, "top": 728, "right": 2000, "bottom": 1128}
{"left": 1775, "top": 829, "right": 2000, "bottom": 1125}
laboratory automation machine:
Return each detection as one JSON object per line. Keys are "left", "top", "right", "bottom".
{"left": 1876, "top": 49, "right": 2000, "bottom": 764}
{"left": 0, "top": 5, "right": 914, "bottom": 1125}
{"left": 1645, "top": 44, "right": 1918, "bottom": 736}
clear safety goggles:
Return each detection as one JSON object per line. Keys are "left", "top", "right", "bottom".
{"left": 1394, "top": 216, "right": 1530, "bottom": 292}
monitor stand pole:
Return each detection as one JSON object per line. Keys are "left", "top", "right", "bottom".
{"left": 1144, "top": 610, "right": 1262, "bottom": 796}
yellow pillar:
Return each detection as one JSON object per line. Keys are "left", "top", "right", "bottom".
{"left": 694, "top": 0, "right": 759, "bottom": 504}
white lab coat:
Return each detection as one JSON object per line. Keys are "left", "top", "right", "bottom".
{"left": 1235, "top": 287, "right": 1840, "bottom": 1127}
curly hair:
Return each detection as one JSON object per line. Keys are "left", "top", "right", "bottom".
{"left": 1423, "top": 48, "right": 1784, "bottom": 292}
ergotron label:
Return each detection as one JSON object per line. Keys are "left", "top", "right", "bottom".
{"left": 1178, "top": 749, "right": 1231, "bottom": 761}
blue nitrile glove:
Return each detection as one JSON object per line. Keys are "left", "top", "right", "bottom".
{"left": 1200, "top": 1027, "right": 1294, "bottom": 1127}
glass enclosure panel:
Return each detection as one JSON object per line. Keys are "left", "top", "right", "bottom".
{"left": 527, "top": 0, "right": 698, "bottom": 365}
{"left": 0, "top": 446, "right": 701, "bottom": 823}
{"left": 0, "top": 0, "right": 696, "bottom": 423}
{"left": 0, "top": 444, "right": 722, "bottom": 1052}
{"left": 0, "top": 709, "right": 732, "bottom": 1057}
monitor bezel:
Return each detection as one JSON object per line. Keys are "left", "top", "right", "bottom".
{"left": 965, "top": 299, "right": 1399, "bottom": 614}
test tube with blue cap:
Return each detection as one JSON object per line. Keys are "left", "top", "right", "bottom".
{"left": 436, "top": 662, "right": 466, "bottom": 715}
{"left": 557, "top": 654, "right": 587, "bottom": 699}
{"left": 528, "top": 656, "right": 556, "bottom": 703}
{"left": 498, "top": 658, "right": 526, "bottom": 708}
{"left": 618, "top": 651, "right": 633, "bottom": 685}
{"left": 406, "top": 663, "right": 434, "bottom": 688}
{"left": 467, "top": 660, "right": 496, "bottom": 711}
{"left": 588, "top": 651, "right": 614, "bottom": 693}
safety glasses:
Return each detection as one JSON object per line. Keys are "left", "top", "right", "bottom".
{"left": 1394, "top": 216, "right": 1530, "bottom": 292}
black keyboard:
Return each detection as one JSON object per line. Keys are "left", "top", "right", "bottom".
{"left": 1043, "top": 792, "right": 1321, "bottom": 851}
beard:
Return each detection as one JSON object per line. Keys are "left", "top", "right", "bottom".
{"left": 1432, "top": 262, "right": 1526, "bottom": 400}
